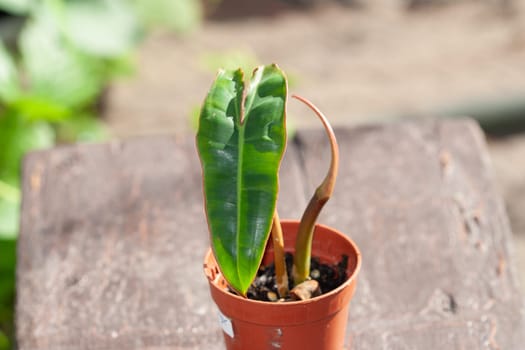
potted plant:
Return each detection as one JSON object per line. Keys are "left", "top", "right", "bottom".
{"left": 197, "top": 64, "right": 361, "bottom": 350}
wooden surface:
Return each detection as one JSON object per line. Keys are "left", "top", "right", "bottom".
{"left": 16, "top": 120, "right": 525, "bottom": 349}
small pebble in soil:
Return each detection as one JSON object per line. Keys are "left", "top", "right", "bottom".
{"left": 267, "top": 291, "right": 278, "bottom": 301}
{"left": 242, "top": 252, "right": 349, "bottom": 302}
{"left": 290, "top": 279, "right": 321, "bottom": 301}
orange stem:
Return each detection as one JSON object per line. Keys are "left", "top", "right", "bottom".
{"left": 291, "top": 94, "right": 339, "bottom": 285}
{"left": 272, "top": 210, "right": 289, "bottom": 298}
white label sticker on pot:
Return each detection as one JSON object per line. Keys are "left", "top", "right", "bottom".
{"left": 218, "top": 310, "right": 234, "bottom": 338}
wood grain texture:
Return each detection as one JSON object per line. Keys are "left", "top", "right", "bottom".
{"left": 16, "top": 120, "right": 525, "bottom": 349}
{"left": 16, "top": 135, "right": 306, "bottom": 350}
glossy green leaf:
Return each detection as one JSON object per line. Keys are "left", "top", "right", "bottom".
{"left": 197, "top": 64, "right": 287, "bottom": 295}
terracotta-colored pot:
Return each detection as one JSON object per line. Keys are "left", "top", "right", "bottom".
{"left": 204, "top": 220, "right": 362, "bottom": 350}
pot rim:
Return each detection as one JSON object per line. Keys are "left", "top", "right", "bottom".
{"left": 204, "top": 220, "right": 362, "bottom": 307}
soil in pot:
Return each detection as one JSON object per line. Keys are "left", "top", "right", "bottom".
{"left": 243, "top": 252, "right": 349, "bottom": 302}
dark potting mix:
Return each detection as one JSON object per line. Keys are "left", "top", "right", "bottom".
{"left": 236, "top": 252, "right": 348, "bottom": 302}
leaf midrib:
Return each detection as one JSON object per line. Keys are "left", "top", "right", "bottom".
{"left": 235, "top": 67, "right": 263, "bottom": 287}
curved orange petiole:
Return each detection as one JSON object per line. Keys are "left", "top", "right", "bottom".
{"left": 291, "top": 94, "right": 339, "bottom": 285}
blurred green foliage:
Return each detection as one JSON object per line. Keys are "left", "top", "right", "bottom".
{"left": 0, "top": 0, "right": 132, "bottom": 239}
{"left": 134, "top": 0, "right": 202, "bottom": 33}
{"left": 0, "top": 239, "right": 15, "bottom": 350}
{"left": 0, "top": 0, "right": 205, "bottom": 348}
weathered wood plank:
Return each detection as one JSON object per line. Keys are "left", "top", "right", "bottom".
{"left": 16, "top": 136, "right": 306, "bottom": 350}
{"left": 296, "top": 119, "right": 525, "bottom": 349}
{"left": 16, "top": 120, "right": 525, "bottom": 349}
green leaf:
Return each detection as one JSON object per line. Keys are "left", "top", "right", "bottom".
{"left": 0, "top": 331, "right": 9, "bottom": 350}
{"left": 20, "top": 11, "right": 104, "bottom": 108}
{"left": 0, "top": 113, "right": 53, "bottom": 238}
{"left": 56, "top": 114, "right": 109, "bottom": 143}
{"left": 197, "top": 64, "right": 287, "bottom": 295}
{"left": 0, "top": 238, "right": 16, "bottom": 274}
{"left": 0, "top": 180, "right": 19, "bottom": 204}
{"left": 0, "top": 199, "right": 18, "bottom": 239}
{"left": 0, "top": 114, "right": 55, "bottom": 181}
{"left": 134, "top": 0, "right": 202, "bottom": 33}
{"left": 11, "top": 95, "right": 71, "bottom": 122}
{"left": 63, "top": 0, "right": 139, "bottom": 58}
{"left": 0, "top": 238, "right": 15, "bottom": 350}
{"left": 104, "top": 54, "right": 136, "bottom": 78}
{"left": 0, "top": 40, "right": 20, "bottom": 103}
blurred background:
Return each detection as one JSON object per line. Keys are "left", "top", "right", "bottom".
{"left": 0, "top": 0, "right": 524, "bottom": 348}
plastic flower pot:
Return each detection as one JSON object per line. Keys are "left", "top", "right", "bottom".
{"left": 204, "top": 220, "right": 362, "bottom": 350}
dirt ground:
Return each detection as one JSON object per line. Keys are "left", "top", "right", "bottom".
{"left": 105, "top": 0, "right": 525, "bottom": 289}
